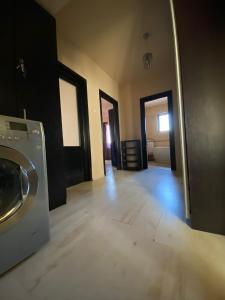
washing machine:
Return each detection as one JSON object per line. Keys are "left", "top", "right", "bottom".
{"left": 0, "top": 115, "right": 50, "bottom": 275}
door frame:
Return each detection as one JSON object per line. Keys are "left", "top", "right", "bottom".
{"left": 58, "top": 62, "right": 92, "bottom": 182}
{"left": 140, "top": 90, "right": 176, "bottom": 170}
{"left": 99, "top": 90, "right": 122, "bottom": 175}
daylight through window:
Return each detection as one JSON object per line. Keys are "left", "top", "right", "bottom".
{"left": 158, "top": 113, "right": 170, "bottom": 132}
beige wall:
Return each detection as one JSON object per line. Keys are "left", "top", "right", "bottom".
{"left": 119, "top": 72, "right": 182, "bottom": 173}
{"left": 145, "top": 102, "right": 169, "bottom": 147}
{"left": 56, "top": 22, "right": 182, "bottom": 175}
{"left": 116, "top": 0, "right": 182, "bottom": 173}
{"left": 101, "top": 98, "right": 113, "bottom": 124}
{"left": 57, "top": 35, "right": 121, "bottom": 180}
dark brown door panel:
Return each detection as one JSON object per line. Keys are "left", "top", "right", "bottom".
{"left": 174, "top": 0, "right": 225, "bottom": 234}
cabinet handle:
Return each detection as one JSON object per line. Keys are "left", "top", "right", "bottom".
{"left": 16, "top": 58, "right": 27, "bottom": 78}
{"left": 23, "top": 109, "right": 27, "bottom": 120}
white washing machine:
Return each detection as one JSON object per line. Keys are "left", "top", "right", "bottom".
{"left": 0, "top": 115, "right": 50, "bottom": 275}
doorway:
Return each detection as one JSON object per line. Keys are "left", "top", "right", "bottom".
{"left": 58, "top": 63, "right": 92, "bottom": 187}
{"left": 99, "top": 90, "right": 122, "bottom": 175}
{"left": 140, "top": 91, "right": 176, "bottom": 171}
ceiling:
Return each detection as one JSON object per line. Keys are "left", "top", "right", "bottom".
{"left": 37, "top": 0, "right": 70, "bottom": 14}
{"left": 37, "top": 0, "right": 174, "bottom": 84}
{"left": 145, "top": 96, "right": 168, "bottom": 108}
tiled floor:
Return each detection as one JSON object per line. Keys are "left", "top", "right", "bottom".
{"left": 1, "top": 166, "right": 225, "bottom": 299}
{"left": 148, "top": 161, "right": 171, "bottom": 168}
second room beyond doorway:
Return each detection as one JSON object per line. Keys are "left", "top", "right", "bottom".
{"left": 99, "top": 91, "right": 121, "bottom": 175}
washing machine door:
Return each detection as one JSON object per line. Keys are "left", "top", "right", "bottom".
{"left": 0, "top": 146, "right": 38, "bottom": 224}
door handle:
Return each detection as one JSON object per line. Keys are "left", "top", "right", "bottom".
{"left": 20, "top": 166, "right": 29, "bottom": 202}
{"left": 16, "top": 58, "right": 27, "bottom": 78}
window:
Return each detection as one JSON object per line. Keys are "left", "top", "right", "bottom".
{"left": 106, "top": 124, "right": 111, "bottom": 147}
{"left": 158, "top": 113, "right": 170, "bottom": 132}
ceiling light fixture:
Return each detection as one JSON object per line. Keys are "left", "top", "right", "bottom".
{"left": 143, "top": 52, "right": 153, "bottom": 70}
{"left": 142, "top": 32, "right": 152, "bottom": 70}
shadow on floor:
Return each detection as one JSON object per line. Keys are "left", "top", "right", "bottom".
{"left": 133, "top": 166, "right": 186, "bottom": 222}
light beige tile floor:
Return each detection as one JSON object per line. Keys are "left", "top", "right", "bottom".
{"left": 1, "top": 166, "right": 225, "bottom": 300}
{"left": 148, "top": 161, "right": 170, "bottom": 168}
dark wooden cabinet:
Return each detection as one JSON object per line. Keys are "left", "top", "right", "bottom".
{"left": 0, "top": 2, "right": 19, "bottom": 117}
{"left": 174, "top": 0, "right": 225, "bottom": 234}
{"left": 0, "top": 0, "right": 66, "bottom": 210}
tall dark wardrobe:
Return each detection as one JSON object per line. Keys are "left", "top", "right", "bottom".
{"left": 0, "top": 0, "right": 66, "bottom": 210}
{"left": 174, "top": 0, "right": 225, "bottom": 234}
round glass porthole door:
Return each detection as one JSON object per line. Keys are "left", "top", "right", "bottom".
{"left": 0, "top": 158, "right": 23, "bottom": 223}
{"left": 0, "top": 146, "right": 38, "bottom": 224}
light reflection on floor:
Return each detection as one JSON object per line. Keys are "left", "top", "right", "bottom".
{"left": 2, "top": 165, "right": 225, "bottom": 299}
{"left": 105, "top": 161, "right": 117, "bottom": 202}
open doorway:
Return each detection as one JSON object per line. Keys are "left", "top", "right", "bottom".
{"left": 58, "top": 63, "right": 92, "bottom": 187}
{"left": 140, "top": 91, "right": 176, "bottom": 171}
{"left": 99, "top": 90, "right": 121, "bottom": 175}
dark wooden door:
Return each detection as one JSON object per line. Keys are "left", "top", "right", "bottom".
{"left": 0, "top": 2, "right": 19, "bottom": 117}
{"left": 59, "top": 63, "right": 92, "bottom": 187}
{"left": 174, "top": 0, "right": 225, "bottom": 234}
{"left": 109, "top": 109, "right": 117, "bottom": 167}
{"left": 99, "top": 90, "right": 122, "bottom": 173}
{"left": 61, "top": 79, "right": 85, "bottom": 186}
{"left": 15, "top": 0, "right": 66, "bottom": 210}
{"left": 63, "top": 147, "right": 85, "bottom": 187}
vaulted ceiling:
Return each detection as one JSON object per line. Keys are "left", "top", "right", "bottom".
{"left": 145, "top": 97, "right": 168, "bottom": 108}
{"left": 37, "top": 0, "right": 174, "bottom": 84}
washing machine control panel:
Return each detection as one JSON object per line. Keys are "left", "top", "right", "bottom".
{"left": 0, "top": 119, "right": 42, "bottom": 142}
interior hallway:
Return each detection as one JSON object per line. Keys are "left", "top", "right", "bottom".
{"left": 1, "top": 168, "right": 225, "bottom": 300}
